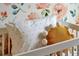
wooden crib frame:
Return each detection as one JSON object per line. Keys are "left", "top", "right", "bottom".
{"left": 15, "top": 22, "right": 79, "bottom": 56}
{"left": 0, "top": 28, "right": 11, "bottom": 56}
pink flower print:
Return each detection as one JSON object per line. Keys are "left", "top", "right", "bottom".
{"left": 27, "top": 12, "right": 38, "bottom": 20}
{"left": 4, "top": 3, "right": 11, "bottom": 6}
{"left": 36, "top": 3, "right": 49, "bottom": 9}
{"left": 53, "top": 3, "right": 68, "bottom": 20}
{"left": 0, "top": 11, "right": 8, "bottom": 17}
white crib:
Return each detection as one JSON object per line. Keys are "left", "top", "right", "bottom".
{"left": 14, "top": 22, "right": 79, "bottom": 56}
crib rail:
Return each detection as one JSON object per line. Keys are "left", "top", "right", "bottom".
{"left": 15, "top": 22, "right": 79, "bottom": 56}
{"left": 16, "top": 37, "right": 79, "bottom": 56}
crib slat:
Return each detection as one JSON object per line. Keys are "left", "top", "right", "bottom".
{"left": 8, "top": 36, "right": 11, "bottom": 55}
{"left": 2, "top": 33, "right": 5, "bottom": 55}
{"left": 72, "top": 47, "right": 74, "bottom": 56}
{"left": 60, "top": 51, "right": 63, "bottom": 56}
{"left": 77, "top": 45, "right": 79, "bottom": 56}
{"left": 64, "top": 50, "right": 68, "bottom": 56}
{"left": 16, "top": 37, "right": 79, "bottom": 56}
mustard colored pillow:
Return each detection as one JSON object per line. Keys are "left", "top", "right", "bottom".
{"left": 46, "top": 23, "right": 73, "bottom": 45}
